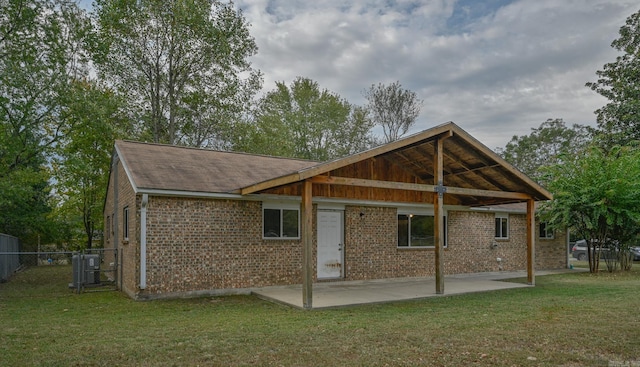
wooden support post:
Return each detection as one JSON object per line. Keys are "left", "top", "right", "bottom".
{"left": 526, "top": 198, "right": 535, "bottom": 286}
{"left": 434, "top": 138, "right": 445, "bottom": 294}
{"left": 301, "top": 180, "right": 313, "bottom": 309}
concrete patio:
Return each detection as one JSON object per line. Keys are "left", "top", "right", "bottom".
{"left": 252, "top": 269, "right": 583, "bottom": 309}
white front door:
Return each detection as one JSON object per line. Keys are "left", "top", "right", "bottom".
{"left": 317, "top": 210, "right": 344, "bottom": 279}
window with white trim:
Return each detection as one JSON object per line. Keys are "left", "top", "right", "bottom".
{"left": 398, "top": 212, "right": 447, "bottom": 248}
{"left": 495, "top": 213, "right": 508, "bottom": 239}
{"left": 539, "top": 222, "right": 554, "bottom": 239}
{"left": 263, "top": 205, "right": 300, "bottom": 239}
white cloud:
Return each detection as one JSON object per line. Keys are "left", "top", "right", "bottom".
{"left": 237, "top": 0, "right": 637, "bottom": 149}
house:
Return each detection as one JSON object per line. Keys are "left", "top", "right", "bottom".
{"left": 103, "top": 122, "right": 567, "bottom": 307}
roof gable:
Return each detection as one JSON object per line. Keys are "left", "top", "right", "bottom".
{"left": 240, "top": 122, "right": 552, "bottom": 206}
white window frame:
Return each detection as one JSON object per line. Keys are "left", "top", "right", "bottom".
{"left": 539, "top": 222, "right": 554, "bottom": 239}
{"left": 495, "top": 213, "right": 509, "bottom": 239}
{"left": 397, "top": 208, "right": 447, "bottom": 248}
{"left": 262, "top": 202, "right": 300, "bottom": 240}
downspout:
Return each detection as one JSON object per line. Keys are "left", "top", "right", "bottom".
{"left": 113, "top": 154, "right": 120, "bottom": 290}
{"left": 140, "top": 194, "right": 148, "bottom": 290}
{"left": 113, "top": 155, "right": 119, "bottom": 246}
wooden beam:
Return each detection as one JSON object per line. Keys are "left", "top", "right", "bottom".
{"left": 382, "top": 153, "right": 427, "bottom": 184}
{"left": 445, "top": 186, "right": 531, "bottom": 200}
{"left": 526, "top": 199, "right": 535, "bottom": 286}
{"left": 442, "top": 147, "right": 510, "bottom": 194}
{"left": 451, "top": 127, "right": 553, "bottom": 201}
{"left": 241, "top": 172, "right": 301, "bottom": 195}
{"left": 309, "top": 175, "right": 533, "bottom": 200}
{"left": 241, "top": 125, "right": 457, "bottom": 195}
{"left": 297, "top": 125, "right": 455, "bottom": 180}
{"left": 434, "top": 138, "right": 445, "bottom": 294}
{"left": 310, "top": 175, "right": 436, "bottom": 192}
{"left": 301, "top": 180, "right": 313, "bottom": 309}
{"left": 444, "top": 163, "right": 502, "bottom": 178}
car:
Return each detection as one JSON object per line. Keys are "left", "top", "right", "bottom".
{"left": 571, "top": 240, "right": 588, "bottom": 261}
{"left": 572, "top": 239, "right": 640, "bottom": 261}
{"left": 632, "top": 246, "right": 640, "bottom": 261}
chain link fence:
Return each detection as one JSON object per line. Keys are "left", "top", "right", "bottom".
{"left": 0, "top": 233, "right": 20, "bottom": 282}
{"left": 0, "top": 238, "right": 118, "bottom": 293}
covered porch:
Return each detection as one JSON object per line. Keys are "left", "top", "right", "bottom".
{"left": 240, "top": 122, "right": 553, "bottom": 309}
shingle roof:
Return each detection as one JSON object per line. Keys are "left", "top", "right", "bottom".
{"left": 113, "top": 122, "right": 552, "bottom": 206}
{"left": 115, "top": 141, "right": 318, "bottom": 194}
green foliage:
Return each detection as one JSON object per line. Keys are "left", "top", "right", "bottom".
{"left": 586, "top": 9, "right": 640, "bottom": 148}
{"left": 0, "top": 0, "right": 92, "bottom": 246}
{"left": 496, "top": 119, "right": 592, "bottom": 185}
{"left": 92, "top": 0, "right": 262, "bottom": 147}
{"left": 542, "top": 145, "right": 640, "bottom": 272}
{"left": 234, "top": 77, "right": 376, "bottom": 161}
{"left": 364, "top": 81, "right": 423, "bottom": 143}
{"left": 0, "top": 167, "right": 53, "bottom": 247}
{"left": 51, "top": 81, "right": 128, "bottom": 249}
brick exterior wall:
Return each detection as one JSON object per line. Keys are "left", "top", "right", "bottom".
{"left": 345, "top": 206, "right": 436, "bottom": 279}
{"left": 536, "top": 230, "right": 569, "bottom": 269}
{"left": 143, "top": 197, "right": 303, "bottom": 298}
{"left": 103, "top": 159, "right": 139, "bottom": 298}
{"left": 446, "top": 211, "right": 527, "bottom": 273}
{"left": 342, "top": 208, "right": 567, "bottom": 281}
{"left": 105, "top": 163, "right": 567, "bottom": 299}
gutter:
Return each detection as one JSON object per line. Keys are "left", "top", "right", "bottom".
{"left": 140, "top": 194, "right": 148, "bottom": 290}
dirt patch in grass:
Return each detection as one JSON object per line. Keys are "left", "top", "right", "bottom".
{"left": 1, "top": 266, "right": 639, "bottom": 366}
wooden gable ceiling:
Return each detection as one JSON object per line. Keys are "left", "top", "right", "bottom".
{"left": 243, "top": 122, "right": 552, "bottom": 207}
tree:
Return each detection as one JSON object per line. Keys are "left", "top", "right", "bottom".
{"left": 586, "top": 9, "right": 640, "bottom": 148}
{"left": 233, "top": 77, "right": 376, "bottom": 161}
{"left": 496, "top": 119, "right": 592, "bottom": 185}
{"left": 52, "top": 81, "right": 128, "bottom": 249}
{"left": 541, "top": 145, "right": 640, "bottom": 273}
{"left": 0, "top": 0, "right": 92, "bottom": 246}
{"left": 92, "top": 0, "right": 262, "bottom": 147}
{"left": 364, "top": 81, "right": 423, "bottom": 143}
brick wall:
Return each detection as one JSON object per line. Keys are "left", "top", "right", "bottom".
{"left": 103, "top": 159, "right": 139, "bottom": 298}
{"left": 142, "top": 197, "right": 303, "bottom": 298}
{"left": 446, "top": 211, "right": 527, "bottom": 273}
{"left": 345, "top": 206, "right": 436, "bottom": 279}
{"left": 536, "top": 230, "right": 568, "bottom": 269}
{"left": 343, "top": 207, "right": 567, "bottom": 281}
{"left": 106, "top": 187, "right": 567, "bottom": 299}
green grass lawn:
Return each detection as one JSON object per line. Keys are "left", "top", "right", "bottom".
{"left": 1, "top": 265, "right": 639, "bottom": 366}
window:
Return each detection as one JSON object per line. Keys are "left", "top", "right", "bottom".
{"left": 495, "top": 213, "right": 508, "bottom": 239}
{"left": 106, "top": 216, "right": 110, "bottom": 240}
{"left": 123, "top": 207, "right": 129, "bottom": 241}
{"left": 263, "top": 207, "right": 299, "bottom": 239}
{"left": 539, "top": 222, "right": 554, "bottom": 239}
{"left": 398, "top": 213, "right": 447, "bottom": 248}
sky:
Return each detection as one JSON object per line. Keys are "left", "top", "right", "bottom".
{"left": 79, "top": 0, "right": 638, "bottom": 150}
{"left": 231, "top": 0, "right": 637, "bottom": 149}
